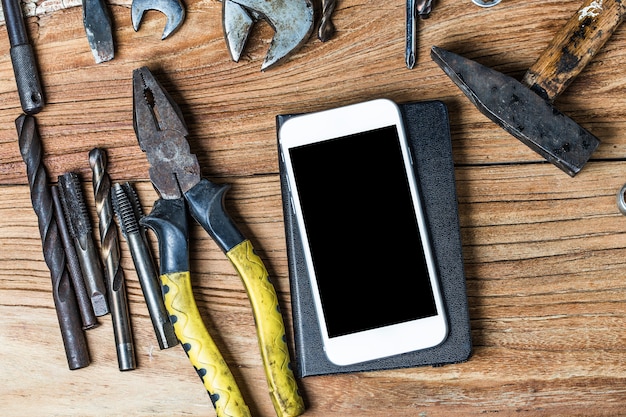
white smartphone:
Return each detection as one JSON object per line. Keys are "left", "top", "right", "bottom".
{"left": 278, "top": 98, "right": 448, "bottom": 366}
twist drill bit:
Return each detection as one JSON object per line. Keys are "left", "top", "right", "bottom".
{"left": 16, "top": 114, "right": 89, "bottom": 370}
{"left": 318, "top": 0, "right": 336, "bottom": 42}
{"left": 89, "top": 148, "right": 136, "bottom": 371}
{"left": 58, "top": 172, "right": 109, "bottom": 317}
{"left": 51, "top": 185, "right": 98, "bottom": 330}
{"left": 112, "top": 182, "right": 178, "bottom": 350}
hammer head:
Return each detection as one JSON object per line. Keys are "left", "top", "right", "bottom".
{"left": 223, "top": 0, "right": 314, "bottom": 70}
{"left": 431, "top": 46, "right": 600, "bottom": 176}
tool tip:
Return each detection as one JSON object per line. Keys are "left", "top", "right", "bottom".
{"left": 89, "top": 148, "right": 106, "bottom": 169}
{"left": 406, "top": 53, "right": 416, "bottom": 69}
{"left": 92, "top": 293, "right": 109, "bottom": 316}
{"left": 92, "top": 46, "right": 114, "bottom": 64}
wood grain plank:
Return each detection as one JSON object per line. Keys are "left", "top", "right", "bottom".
{"left": 2, "top": 0, "right": 626, "bottom": 415}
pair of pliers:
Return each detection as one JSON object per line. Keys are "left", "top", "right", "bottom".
{"left": 132, "top": 66, "right": 304, "bottom": 417}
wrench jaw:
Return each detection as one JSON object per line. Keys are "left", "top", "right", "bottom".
{"left": 223, "top": 1, "right": 256, "bottom": 62}
{"left": 261, "top": 13, "right": 314, "bottom": 71}
{"left": 223, "top": 0, "right": 314, "bottom": 70}
{"left": 131, "top": 0, "right": 186, "bottom": 40}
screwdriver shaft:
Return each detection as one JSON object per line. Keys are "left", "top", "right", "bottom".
{"left": 16, "top": 114, "right": 89, "bottom": 370}
{"left": 405, "top": 0, "right": 433, "bottom": 69}
{"left": 89, "top": 148, "right": 136, "bottom": 371}
{"left": 405, "top": 0, "right": 417, "bottom": 69}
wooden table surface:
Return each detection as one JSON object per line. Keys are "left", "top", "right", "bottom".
{"left": 1, "top": 0, "right": 626, "bottom": 415}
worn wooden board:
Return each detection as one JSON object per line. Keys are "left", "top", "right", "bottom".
{"left": 1, "top": 0, "right": 626, "bottom": 416}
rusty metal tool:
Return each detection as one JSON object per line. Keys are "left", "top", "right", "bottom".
{"left": 90, "top": 148, "right": 136, "bottom": 371}
{"left": 431, "top": 0, "right": 626, "bottom": 176}
{"left": 131, "top": 0, "right": 185, "bottom": 39}
{"left": 405, "top": 0, "right": 432, "bottom": 69}
{"left": 112, "top": 182, "right": 178, "bottom": 350}
{"left": 1, "top": 0, "right": 44, "bottom": 114}
{"left": 133, "top": 66, "right": 304, "bottom": 417}
{"left": 51, "top": 185, "right": 99, "bottom": 330}
{"left": 58, "top": 172, "right": 109, "bottom": 317}
{"left": 82, "top": 0, "right": 114, "bottom": 63}
{"left": 222, "top": 0, "right": 314, "bottom": 70}
{"left": 17, "top": 114, "right": 90, "bottom": 370}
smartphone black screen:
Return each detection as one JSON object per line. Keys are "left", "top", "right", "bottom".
{"left": 289, "top": 125, "right": 438, "bottom": 338}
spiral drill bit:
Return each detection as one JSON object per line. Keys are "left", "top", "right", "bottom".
{"left": 318, "top": 0, "right": 337, "bottom": 42}
{"left": 16, "top": 114, "right": 89, "bottom": 370}
{"left": 58, "top": 172, "right": 109, "bottom": 317}
{"left": 112, "top": 182, "right": 177, "bottom": 350}
{"left": 89, "top": 147, "right": 136, "bottom": 371}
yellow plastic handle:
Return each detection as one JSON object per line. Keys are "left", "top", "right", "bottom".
{"left": 161, "top": 271, "right": 251, "bottom": 417}
{"left": 227, "top": 240, "right": 305, "bottom": 417}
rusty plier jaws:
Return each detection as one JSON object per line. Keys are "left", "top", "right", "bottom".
{"left": 132, "top": 68, "right": 200, "bottom": 200}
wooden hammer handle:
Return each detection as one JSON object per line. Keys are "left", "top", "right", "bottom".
{"left": 522, "top": 0, "right": 625, "bottom": 102}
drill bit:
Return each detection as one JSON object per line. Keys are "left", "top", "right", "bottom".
{"left": 1, "top": 0, "right": 44, "bottom": 114}
{"left": 51, "top": 185, "right": 98, "bottom": 330}
{"left": 16, "top": 114, "right": 89, "bottom": 370}
{"left": 418, "top": 0, "right": 432, "bottom": 17}
{"left": 318, "top": 0, "right": 336, "bottom": 42}
{"left": 58, "top": 172, "right": 109, "bottom": 317}
{"left": 112, "top": 182, "right": 178, "bottom": 350}
{"left": 89, "top": 148, "right": 136, "bottom": 371}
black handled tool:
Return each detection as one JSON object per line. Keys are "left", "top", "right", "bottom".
{"left": 1, "top": 0, "right": 44, "bottom": 114}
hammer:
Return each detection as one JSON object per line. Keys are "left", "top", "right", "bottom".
{"left": 432, "top": 0, "right": 626, "bottom": 176}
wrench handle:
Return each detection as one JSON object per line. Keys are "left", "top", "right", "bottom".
{"left": 522, "top": 0, "right": 626, "bottom": 102}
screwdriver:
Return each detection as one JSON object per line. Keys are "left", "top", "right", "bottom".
{"left": 1, "top": 0, "right": 44, "bottom": 113}
{"left": 405, "top": 0, "right": 433, "bottom": 69}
